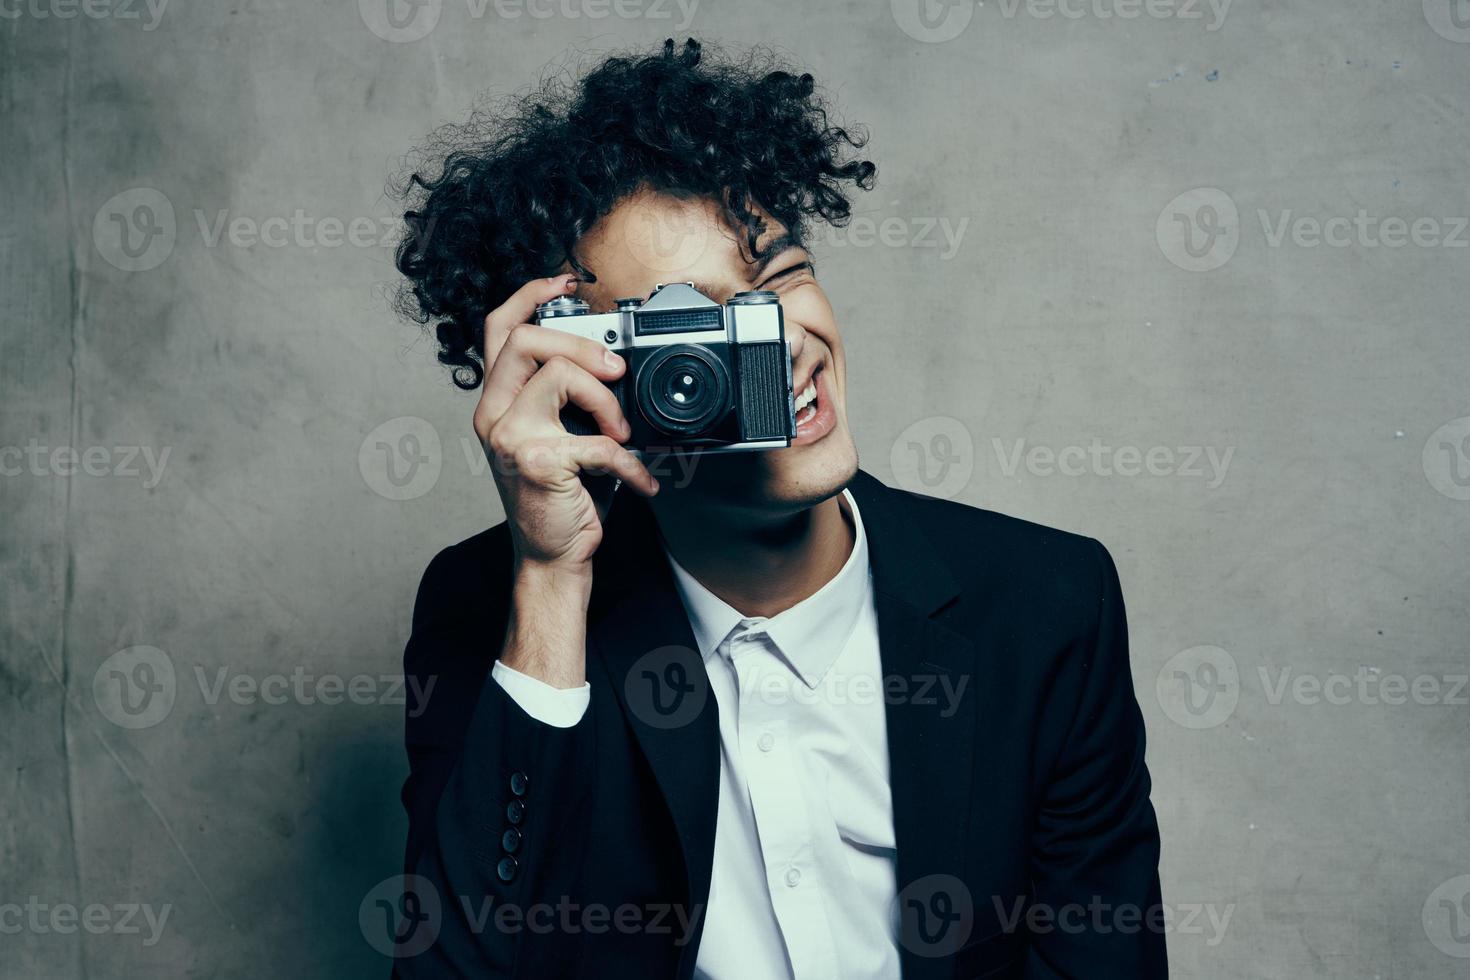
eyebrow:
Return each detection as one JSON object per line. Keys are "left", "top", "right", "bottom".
{"left": 752, "top": 234, "right": 802, "bottom": 276}
{"left": 653, "top": 237, "right": 806, "bottom": 302}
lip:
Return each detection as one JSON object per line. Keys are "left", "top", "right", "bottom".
{"left": 790, "top": 365, "right": 837, "bottom": 447}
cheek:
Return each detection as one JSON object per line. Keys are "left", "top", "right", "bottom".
{"left": 782, "top": 287, "right": 842, "bottom": 355}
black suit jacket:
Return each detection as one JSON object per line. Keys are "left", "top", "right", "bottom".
{"left": 396, "top": 470, "right": 1165, "bottom": 979}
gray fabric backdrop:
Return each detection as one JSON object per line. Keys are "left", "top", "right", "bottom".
{"left": 3, "top": 0, "right": 1468, "bottom": 976}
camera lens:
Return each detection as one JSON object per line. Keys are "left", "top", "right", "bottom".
{"left": 637, "top": 345, "right": 730, "bottom": 437}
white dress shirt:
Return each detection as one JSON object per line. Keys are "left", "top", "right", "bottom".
{"left": 490, "top": 490, "right": 899, "bottom": 979}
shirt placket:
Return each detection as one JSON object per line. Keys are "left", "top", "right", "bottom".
{"left": 725, "top": 623, "right": 840, "bottom": 979}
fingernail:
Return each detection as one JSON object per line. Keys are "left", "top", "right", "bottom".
{"left": 603, "top": 348, "right": 621, "bottom": 369}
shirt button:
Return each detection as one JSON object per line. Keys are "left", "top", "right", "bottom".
{"left": 757, "top": 732, "right": 776, "bottom": 752}
{"left": 784, "top": 867, "right": 801, "bottom": 888}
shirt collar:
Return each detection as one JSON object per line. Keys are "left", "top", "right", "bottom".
{"left": 664, "top": 489, "right": 872, "bottom": 690}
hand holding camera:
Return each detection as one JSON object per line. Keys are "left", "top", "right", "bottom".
{"left": 473, "top": 275, "right": 661, "bottom": 574}
{"left": 476, "top": 276, "right": 796, "bottom": 689}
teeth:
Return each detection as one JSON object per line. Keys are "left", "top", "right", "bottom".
{"left": 794, "top": 382, "right": 817, "bottom": 412}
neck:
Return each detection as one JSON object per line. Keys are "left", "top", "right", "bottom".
{"left": 653, "top": 492, "right": 855, "bottom": 619}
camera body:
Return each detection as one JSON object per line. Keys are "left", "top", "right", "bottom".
{"left": 534, "top": 282, "right": 796, "bottom": 454}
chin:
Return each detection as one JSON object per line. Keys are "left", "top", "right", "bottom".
{"left": 663, "top": 425, "right": 860, "bottom": 517}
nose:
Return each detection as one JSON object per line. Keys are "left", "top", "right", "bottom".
{"left": 784, "top": 317, "right": 808, "bottom": 365}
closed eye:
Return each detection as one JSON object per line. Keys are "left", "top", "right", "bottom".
{"left": 756, "top": 261, "right": 815, "bottom": 290}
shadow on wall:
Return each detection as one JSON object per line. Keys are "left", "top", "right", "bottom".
{"left": 300, "top": 732, "right": 407, "bottom": 975}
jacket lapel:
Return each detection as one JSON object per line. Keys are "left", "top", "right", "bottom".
{"left": 587, "top": 491, "right": 720, "bottom": 980}
{"left": 848, "top": 471, "right": 981, "bottom": 980}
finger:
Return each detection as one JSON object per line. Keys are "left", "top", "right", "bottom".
{"left": 501, "top": 355, "right": 630, "bottom": 441}
{"left": 563, "top": 436, "right": 659, "bottom": 496}
{"left": 483, "top": 274, "right": 580, "bottom": 368}
{"left": 480, "top": 325, "right": 626, "bottom": 424}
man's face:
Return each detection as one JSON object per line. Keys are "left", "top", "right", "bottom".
{"left": 571, "top": 189, "right": 859, "bottom": 516}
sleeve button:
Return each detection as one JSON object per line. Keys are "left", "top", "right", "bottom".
{"left": 496, "top": 856, "right": 519, "bottom": 883}
{"left": 506, "top": 798, "right": 527, "bottom": 825}
{"left": 501, "top": 828, "right": 522, "bottom": 853}
{"left": 510, "top": 771, "right": 529, "bottom": 797}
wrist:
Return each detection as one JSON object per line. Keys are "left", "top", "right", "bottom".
{"left": 512, "top": 557, "right": 594, "bottom": 605}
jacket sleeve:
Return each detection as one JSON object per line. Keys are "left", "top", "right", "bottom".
{"left": 1025, "top": 539, "right": 1167, "bottom": 978}
{"left": 394, "top": 545, "right": 595, "bottom": 978}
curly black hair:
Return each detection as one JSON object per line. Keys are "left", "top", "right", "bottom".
{"left": 393, "top": 38, "right": 876, "bottom": 389}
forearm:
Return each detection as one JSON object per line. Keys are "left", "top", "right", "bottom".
{"left": 498, "top": 559, "right": 593, "bottom": 689}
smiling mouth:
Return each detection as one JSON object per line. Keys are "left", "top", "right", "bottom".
{"left": 794, "top": 373, "right": 819, "bottom": 427}
{"left": 788, "top": 364, "right": 836, "bottom": 446}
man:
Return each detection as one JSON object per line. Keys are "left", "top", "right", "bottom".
{"left": 393, "top": 39, "right": 1164, "bottom": 979}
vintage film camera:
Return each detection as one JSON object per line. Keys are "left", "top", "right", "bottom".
{"left": 534, "top": 282, "right": 796, "bottom": 453}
